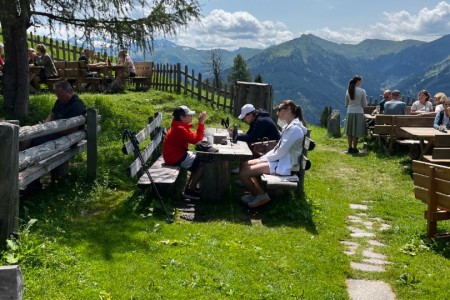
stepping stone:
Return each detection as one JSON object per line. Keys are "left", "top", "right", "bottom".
{"left": 363, "top": 249, "right": 387, "bottom": 260}
{"left": 250, "top": 219, "right": 263, "bottom": 226}
{"left": 348, "top": 215, "right": 362, "bottom": 222}
{"left": 347, "top": 226, "right": 375, "bottom": 238}
{"left": 356, "top": 212, "right": 368, "bottom": 217}
{"left": 346, "top": 279, "right": 395, "bottom": 300}
{"left": 380, "top": 223, "right": 391, "bottom": 231}
{"left": 350, "top": 204, "right": 368, "bottom": 210}
{"left": 351, "top": 262, "right": 385, "bottom": 272}
{"left": 363, "top": 258, "right": 391, "bottom": 265}
{"left": 341, "top": 241, "right": 359, "bottom": 256}
{"left": 368, "top": 240, "right": 385, "bottom": 247}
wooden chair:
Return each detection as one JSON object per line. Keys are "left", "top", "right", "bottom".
{"left": 130, "top": 62, "right": 153, "bottom": 91}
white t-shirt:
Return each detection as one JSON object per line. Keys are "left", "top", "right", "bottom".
{"left": 411, "top": 100, "right": 433, "bottom": 112}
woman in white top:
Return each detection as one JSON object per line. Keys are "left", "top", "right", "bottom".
{"left": 239, "top": 100, "right": 308, "bottom": 208}
{"left": 344, "top": 75, "right": 367, "bottom": 154}
{"left": 411, "top": 90, "right": 434, "bottom": 115}
{"left": 433, "top": 92, "right": 447, "bottom": 113}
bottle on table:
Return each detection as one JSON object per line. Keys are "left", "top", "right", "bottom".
{"left": 232, "top": 124, "right": 238, "bottom": 143}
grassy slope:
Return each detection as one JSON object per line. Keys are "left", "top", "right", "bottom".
{"left": 1, "top": 91, "right": 450, "bottom": 299}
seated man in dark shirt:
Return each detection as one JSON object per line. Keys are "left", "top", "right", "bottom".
{"left": 32, "top": 80, "right": 87, "bottom": 145}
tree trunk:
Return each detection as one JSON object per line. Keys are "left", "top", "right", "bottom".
{"left": 0, "top": 4, "right": 31, "bottom": 118}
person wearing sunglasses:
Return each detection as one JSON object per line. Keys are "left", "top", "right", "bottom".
{"left": 344, "top": 75, "right": 367, "bottom": 154}
{"left": 238, "top": 100, "right": 308, "bottom": 208}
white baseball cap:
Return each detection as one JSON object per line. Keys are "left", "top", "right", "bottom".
{"left": 238, "top": 104, "right": 255, "bottom": 119}
{"left": 176, "top": 105, "right": 196, "bottom": 116}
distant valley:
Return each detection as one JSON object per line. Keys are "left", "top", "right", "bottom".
{"left": 143, "top": 35, "right": 450, "bottom": 124}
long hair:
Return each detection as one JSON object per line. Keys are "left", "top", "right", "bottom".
{"left": 419, "top": 90, "right": 431, "bottom": 102}
{"left": 348, "top": 75, "right": 362, "bottom": 100}
{"left": 280, "top": 99, "right": 307, "bottom": 127}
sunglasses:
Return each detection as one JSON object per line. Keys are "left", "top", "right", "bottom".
{"left": 277, "top": 106, "right": 287, "bottom": 112}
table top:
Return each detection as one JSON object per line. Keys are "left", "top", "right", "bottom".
{"left": 87, "top": 64, "right": 125, "bottom": 71}
{"left": 196, "top": 139, "right": 252, "bottom": 160}
{"left": 400, "top": 127, "right": 449, "bottom": 139}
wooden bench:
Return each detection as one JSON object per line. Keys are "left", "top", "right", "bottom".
{"left": 130, "top": 61, "right": 153, "bottom": 91}
{"left": 373, "top": 115, "right": 435, "bottom": 154}
{"left": 261, "top": 132, "right": 315, "bottom": 193}
{"left": 122, "top": 112, "right": 183, "bottom": 190}
{"left": 412, "top": 160, "right": 450, "bottom": 238}
{"left": 46, "top": 61, "right": 66, "bottom": 91}
{"left": 0, "top": 110, "right": 99, "bottom": 243}
{"left": 423, "top": 134, "right": 450, "bottom": 166}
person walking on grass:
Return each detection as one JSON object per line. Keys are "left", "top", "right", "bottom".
{"left": 162, "top": 105, "right": 207, "bottom": 200}
{"left": 239, "top": 100, "right": 308, "bottom": 208}
{"left": 344, "top": 75, "right": 367, "bottom": 154}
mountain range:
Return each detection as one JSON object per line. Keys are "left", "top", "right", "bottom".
{"left": 143, "top": 34, "right": 450, "bottom": 124}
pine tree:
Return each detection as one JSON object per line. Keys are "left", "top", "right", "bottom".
{"left": 227, "top": 54, "right": 251, "bottom": 84}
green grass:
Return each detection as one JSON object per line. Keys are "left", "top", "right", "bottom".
{"left": 1, "top": 91, "right": 450, "bottom": 299}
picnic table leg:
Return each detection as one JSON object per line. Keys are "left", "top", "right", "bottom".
{"left": 200, "top": 160, "right": 230, "bottom": 201}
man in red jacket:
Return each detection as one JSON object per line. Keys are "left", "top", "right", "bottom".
{"left": 163, "top": 105, "right": 207, "bottom": 199}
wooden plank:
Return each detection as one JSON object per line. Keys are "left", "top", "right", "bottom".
{"left": 423, "top": 155, "right": 450, "bottom": 166}
{"left": 414, "top": 187, "right": 429, "bottom": 204}
{"left": 122, "top": 113, "right": 162, "bottom": 155}
{"left": 0, "top": 123, "right": 20, "bottom": 244}
{"left": 426, "top": 209, "right": 450, "bottom": 222}
{"left": 127, "top": 131, "right": 163, "bottom": 178}
{"left": 19, "top": 130, "right": 86, "bottom": 171}
{"left": 412, "top": 160, "right": 434, "bottom": 175}
{"left": 19, "top": 115, "right": 86, "bottom": 142}
{"left": 0, "top": 265, "right": 23, "bottom": 299}
{"left": 137, "top": 156, "right": 181, "bottom": 186}
{"left": 435, "top": 135, "right": 450, "bottom": 147}
{"left": 413, "top": 173, "right": 431, "bottom": 190}
{"left": 375, "top": 115, "right": 393, "bottom": 125}
{"left": 396, "top": 139, "right": 420, "bottom": 145}
{"left": 432, "top": 148, "right": 450, "bottom": 159}
{"left": 19, "top": 141, "right": 87, "bottom": 189}
{"left": 374, "top": 125, "right": 391, "bottom": 135}
{"left": 86, "top": 109, "right": 98, "bottom": 179}
{"left": 434, "top": 166, "right": 450, "bottom": 181}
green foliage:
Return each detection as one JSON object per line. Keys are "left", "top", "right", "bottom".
{"left": 227, "top": 54, "right": 251, "bottom": 84}
{"left": 254, "top": 74, "right": 263, "bottom": 83}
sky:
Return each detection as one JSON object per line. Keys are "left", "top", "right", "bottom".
{"left": 169, "top": 0, "right": 450, "bottom": 50}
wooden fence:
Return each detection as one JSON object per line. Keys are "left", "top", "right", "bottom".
{"left": 0, "top": 28, "right": 113, "bottom": 62}
{"left": 151, "top": 63, "right": 235, "bottom": 113}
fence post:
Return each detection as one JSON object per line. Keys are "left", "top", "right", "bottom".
{"left": 0, "top": 123, "right": 19, "bottom": 246}
{"left": 198, "top": 73, "right": 202, "bottom": 101}
{"left": 184, "top": 65, "right": 188, "bottom": 95}
{"left": 62, "top": 41, "right": 66, "bottom": 61}
{"left": 176, "top": 63, "right": 181, "bottom": 93}
{"left": 191, "top": 69, "right": 195, "bottom": 98}
{"left": 86, "top": 109, "right": 98, "bottom": 180}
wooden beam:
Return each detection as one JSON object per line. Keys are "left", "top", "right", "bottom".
{"left": 19, "top": 115, "right": 86, "bottom": 142}
{"left": 0, "top": 123, "right": 20, "bottom": 244}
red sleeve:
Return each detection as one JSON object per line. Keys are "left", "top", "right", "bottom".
{"left": 185, "top": 123, "right": 205, "bottom": 144}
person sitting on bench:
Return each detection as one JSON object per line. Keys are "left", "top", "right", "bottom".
{"left": 162, "top": 105, "right": 207, "bottom": 200}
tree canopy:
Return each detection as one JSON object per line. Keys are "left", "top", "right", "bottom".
{"left": 0, "top": 0, "right": 201, "bottom": 117}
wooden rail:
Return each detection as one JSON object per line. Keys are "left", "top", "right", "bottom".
{"left": 0, "top": 110, "right": 99, "bottom": 246}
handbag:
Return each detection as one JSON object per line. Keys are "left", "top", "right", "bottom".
{"left": 250, "top": 138, "right": 278, "bottom": 158}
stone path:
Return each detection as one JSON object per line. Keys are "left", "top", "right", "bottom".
{"left": 343, "top": 202, "right": 396, "bottom": 300}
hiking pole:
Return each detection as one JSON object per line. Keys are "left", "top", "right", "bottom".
{"left": 122, "top": 128, "right": 173, "bottom": 223}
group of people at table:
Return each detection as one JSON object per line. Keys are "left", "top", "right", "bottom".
{"left": 344, "top": 75, "right": 450, "bottom": 154}
{"left": 162, "top": 101, "right": 308, "bottom": 208}
{"left": 27, "top": 45, "right": 136, "bottom": 93}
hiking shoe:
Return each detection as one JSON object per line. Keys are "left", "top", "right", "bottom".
{"left": 231, "top": 167, "right": 240, "bottom": 174}
{"left": 248, "top": 193, "right": 271, "bottom": 208}
{"left": 347, "top": 147, "right": 354, "bottom": 154}
{"left": 353, "top": 148, "right": 360, "bottom": 154}
{"left": 183, "top": 189, "right": 201, "bottom": 200}
{"left": 240, "top": 194, "right": 255, "bottom": 204}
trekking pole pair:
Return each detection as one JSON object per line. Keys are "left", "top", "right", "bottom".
{"left": 122, "top": 128, "right": 173, "bottom": 223}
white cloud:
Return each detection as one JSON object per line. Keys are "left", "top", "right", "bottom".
{"left": 308, "top": 1, "right": 450, "bottom": 43}
{"left": 172, "top": 9, "right": 294, "bottom": 50}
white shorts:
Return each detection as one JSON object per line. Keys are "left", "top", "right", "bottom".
{"left": 180, "top": 151, "right": 196, "bottom": 169}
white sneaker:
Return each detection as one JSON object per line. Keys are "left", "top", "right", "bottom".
{"left": 240, "top": 194, "right": 255, "bottom": 204}
{"left": 231, "top": 167, "right": 240, "bottom": 174}
{"left": 248, "top": 193, "right": 271, "bottom": 208}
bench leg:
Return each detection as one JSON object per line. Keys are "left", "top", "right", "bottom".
{"left": 51, "top": 161, "right": 69, "bottom": 183}
{"left": 200, "top": 160, "right": 229, "bottom": 201}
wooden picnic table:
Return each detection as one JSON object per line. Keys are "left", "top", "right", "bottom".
{"left": 29, "top": 65, "right": 43, "bottom": 92}
{"left": 197, "top": 128, "right": 252, "bottom": 201}
{"left": 86, "top": 64, "right": 126, "bottom": 79}
{"left": 400, "top": 127, "right": 449, "bottom": 159}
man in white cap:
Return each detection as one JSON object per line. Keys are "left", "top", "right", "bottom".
{"left": 230, "top": 103, "right": 280, "bottom": 148}
{"left": 163, "top": 105, "right": 207, "bottom": 200}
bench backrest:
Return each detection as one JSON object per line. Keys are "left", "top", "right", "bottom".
{"left": 64, "top": 61, "right": 82, "bottom": 79}
{"left": 432, "top": 135, "right": 450, "bottom": 159}
{"left": 123, "top": 112, "right": 163, "bottom": 178}
{"left": 412, "top": 160, "right": 450, "bottom": 210}
{"left": 374, "top": 115, "right": 435, "bottom": 138}
{"left": 134, "top": 62, "right": 153, "bottom": 77}
{"left": 54, "top": 61, "right": 66, "bottom": 77}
